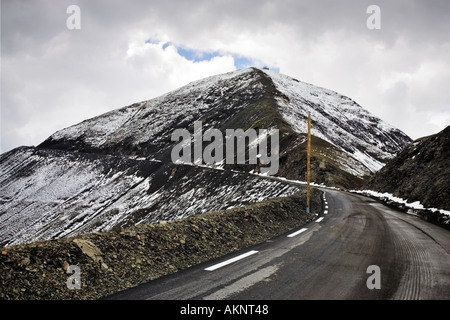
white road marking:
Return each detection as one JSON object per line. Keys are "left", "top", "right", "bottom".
{"left": 324, "top": 210, "right": 328, "bottom": 214}
{"left": 205, "top": 250, "right": 259, "bottom": 271}
{"left": 287, "top": 228, "right": 308, "bottom": 238}
{"left": 203, "top": 264, "right": 280, "bottom": 300}
{"left": 316, "top": 217, "right": 324, "bottom": 222}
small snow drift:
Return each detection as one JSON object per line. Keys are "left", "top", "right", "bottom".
{"left": 364, "top": 125, "right": 450, "bottom": 212}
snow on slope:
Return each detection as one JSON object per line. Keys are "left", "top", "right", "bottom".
{"left": 0, "top": 147, "right": 300, "bottom": 246}
{"left": 352, "top": 189, "right": 450, "bottom": 216}
{"left": 46, "top": 68, "right": 262, "bottom": 153}
{"left": 263, "top": 69, "right": 411, "bottom": 174}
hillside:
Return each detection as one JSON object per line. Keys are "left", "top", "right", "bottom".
{"left": 364, "top": 125, "right": 450, "bottom": 211}
{"left": 0, "top": 147, "right": 302, "bottom": 246}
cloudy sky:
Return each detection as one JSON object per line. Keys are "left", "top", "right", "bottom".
{"left": 1, "top": 0, "right": 449, "bottom": 153}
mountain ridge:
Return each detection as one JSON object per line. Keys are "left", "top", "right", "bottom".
{"left": 38, "top": 67, "right": 411, "bottom": 182}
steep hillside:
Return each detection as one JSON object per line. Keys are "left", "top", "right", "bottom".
{"left": 0, "top": 147, "right": 301, "bottom": 246}
{"left": 364, "top": 125, "right": 450, "bottom": 211}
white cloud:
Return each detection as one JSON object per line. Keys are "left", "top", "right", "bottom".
{"left": 0, "top": 11, "right": 236, "bottom": 153}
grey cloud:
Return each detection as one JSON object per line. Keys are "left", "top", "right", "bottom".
{"left": 1, "top": 0, "right": 449, "bottom": 152}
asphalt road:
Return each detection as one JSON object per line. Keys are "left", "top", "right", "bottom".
{"left": 106, "top": 189, "right": 450, "bottom": 300}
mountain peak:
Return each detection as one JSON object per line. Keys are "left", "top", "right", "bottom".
{"left": 39, "top": 67, "right": 411, "bottom": 179}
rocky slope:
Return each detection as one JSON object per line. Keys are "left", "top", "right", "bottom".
{"left": 0, "top": 147, "right": 301, "bottom": 246}
{"left": 0, "top": 67, "right": 411, "bottom": 247}
{"left": 364, "top": 125, "right": 450, "bottom": 211}
{"left": 0, "top": 189, "right": 321, "bottom": 300}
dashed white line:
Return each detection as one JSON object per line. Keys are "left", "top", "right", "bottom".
{"left": 205, "top": 250, "right": 258, "bottom": 271}
{"left": 287, "top": 228, "right": 308, "bottom": 238}
{"left": 206, "top": 194, "right": 330, "bottom": 271}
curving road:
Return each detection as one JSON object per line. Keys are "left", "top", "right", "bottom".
{"left": 106, "top": 189, "right": 450, "bottom": 300}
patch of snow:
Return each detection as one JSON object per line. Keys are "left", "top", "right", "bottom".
{"left": 351, "top": 189, "right": 450, "bottom": 216}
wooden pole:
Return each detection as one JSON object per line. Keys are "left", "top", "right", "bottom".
{"left": 307, "top": 113, "right": 311, "bottom": 213}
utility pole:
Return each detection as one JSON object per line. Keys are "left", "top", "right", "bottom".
{"left": 306, "top": 113, "right": 311, "bottom": 214}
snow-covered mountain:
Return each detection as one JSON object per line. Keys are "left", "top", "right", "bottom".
{"left": 0, "top": 68, "right": 411, "bottom": 246}
{"left": 39, "top": 67, "right": 411, "bottom": 180}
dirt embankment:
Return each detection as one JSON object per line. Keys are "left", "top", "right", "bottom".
{"left": 1, "top": 189, "right": 321, "bottom": 300}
